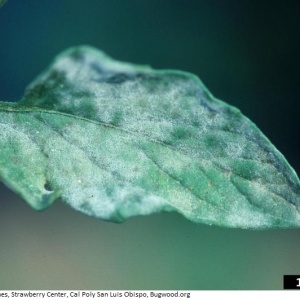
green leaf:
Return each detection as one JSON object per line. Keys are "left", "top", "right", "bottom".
{"left": 1, "top": 46, "right": 300, "bottom": 229}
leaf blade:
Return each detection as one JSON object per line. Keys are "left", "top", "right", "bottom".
{"left": 1, "top": 46, "right": 300, "bottom": 228}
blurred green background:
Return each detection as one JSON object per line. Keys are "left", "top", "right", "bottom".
{"left": 0, "top": 0, "right": 300, "bottom": 290}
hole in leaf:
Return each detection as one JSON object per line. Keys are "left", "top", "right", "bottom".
{"left": 44, "top": 182, "right": 52, "bottom": 192}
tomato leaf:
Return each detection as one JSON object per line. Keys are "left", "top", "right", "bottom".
{"left": 1, "top": 46, "right": 300, "bottom": 228}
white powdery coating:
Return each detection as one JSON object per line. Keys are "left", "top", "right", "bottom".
{"left": 223, "top": 205, "right": 273, "bottom": 228}
{"left": 71, "top": 185, "right": 171, "bottom": 220}
{"left": 46, "top": 54, "right": 300, "bottom": 226}
{"left": 4, "top": 46, "right": 298, "bottom": 228}
{"left": 60, "top": 121, "right": 147, "bottom": 182}
{"left": 54, "top": 48, "right": 144, "bottom": 82}
{"left": 37, "top": 114, "right": 221, "bottom": 223}
{"left": 0, "top": 114, "right": 52, "bottom": 206}
{"left": 37, "top": 115, "right": 172, "bottom": 220}
{"left": 224, "top": 141, "right": 244, "bottom": 158}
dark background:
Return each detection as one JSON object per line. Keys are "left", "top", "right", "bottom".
{"left": 0, "top": 0, "right": 299, "bottom": 290}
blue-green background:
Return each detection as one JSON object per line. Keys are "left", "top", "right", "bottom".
{"left": 0, "top": 0, "right": 300, "bottom": 289}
